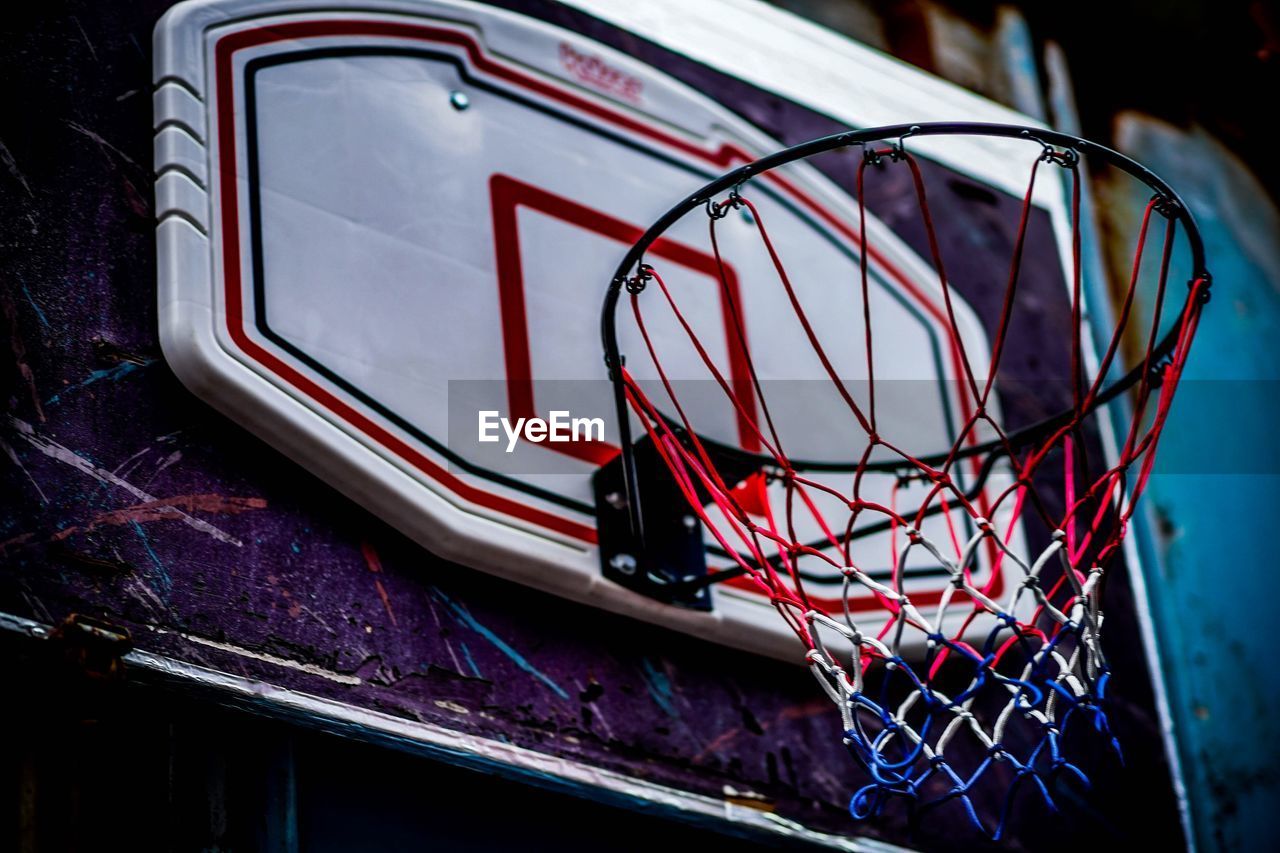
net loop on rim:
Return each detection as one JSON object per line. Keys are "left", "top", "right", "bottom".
{"left": 601, "top": 124, "right": 1208, "bottom": 837}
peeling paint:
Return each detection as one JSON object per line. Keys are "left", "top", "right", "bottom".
{"left": 46, "top": 359, "right": 152, "bottom": 407}
{"left": 176, "top": 632, "right": 363, "bottom": 685}
{"left": 432, "top": 588, "right": 569, "bottom": 701}
{"left": 640, "top": 657, "right": 679, "bottom": 718}
{"left": 359, "top": 541, "right": 398, "bottom": 628}
{"left": 7, "top": 416, "right": 244, "bottom": 546}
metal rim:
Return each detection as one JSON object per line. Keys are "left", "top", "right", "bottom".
{"left": 602, "top": 121, "right": 1210, "bottom": 479}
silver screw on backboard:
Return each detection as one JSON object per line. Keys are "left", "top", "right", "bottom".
{"left": 449, "top": 90, "right": 470, "bottom": 111}
{"left": 609, "top": 553, "right": 637, "bottom": 575}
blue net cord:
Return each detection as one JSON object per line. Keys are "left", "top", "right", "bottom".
{"left": 805, "top": 526, "right": 1124, "bottom": 839}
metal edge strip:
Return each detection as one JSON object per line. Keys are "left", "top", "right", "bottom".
{"left": 0, "top": 610, "right": 909, "bottom": 852}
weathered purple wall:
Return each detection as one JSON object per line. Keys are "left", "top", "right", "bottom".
{"left": 1, "top": 2, "right": 1184, "bottom": 850}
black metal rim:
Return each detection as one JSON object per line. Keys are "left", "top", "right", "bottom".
{"left": 603, "top": 121, "right": 1208, "bottom": 457}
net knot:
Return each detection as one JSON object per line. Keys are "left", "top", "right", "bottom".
{"left": 861, "top": 145, "right": 888, "bottom": 166}
{"left": 1151, "top": 192, "right": 1180, "bottom": 218}
{"left": 1192, "top": 275, "right": 1213, "bottom": 304}
{"left": 1020, "top": 129, "right": 1078, "bottom": 168}
{"left": 626, "top": 264, "right": 654, "bottom": 294}
{"left": 705, "top": 187, "right": 746, "bottom": 220}
{"left": 1047, "top": 148, "right": 1079, "bottom": 168}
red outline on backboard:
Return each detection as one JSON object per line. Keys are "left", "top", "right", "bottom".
{"left": 490, "top": 173, "right": 756, "bottom": 465}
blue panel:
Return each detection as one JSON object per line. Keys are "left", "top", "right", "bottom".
{"left": 1112, "top": 118, "right": 1280, "bottom": 852}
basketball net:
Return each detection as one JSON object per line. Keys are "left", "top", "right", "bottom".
{"left": 614, "top": 136, "right": 1207, "bottom": 837}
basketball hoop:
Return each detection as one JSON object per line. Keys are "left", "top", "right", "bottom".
{"left": 595, "top": 123, "right": 1209, "bottom": 836}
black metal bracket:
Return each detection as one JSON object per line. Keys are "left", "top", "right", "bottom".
{"left": 594, "top": 430, "right": 763, "bottom": 610}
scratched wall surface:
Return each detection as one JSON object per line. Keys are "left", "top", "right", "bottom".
{"left": 0, "top": 2, "right": 1185, "bottom": 850}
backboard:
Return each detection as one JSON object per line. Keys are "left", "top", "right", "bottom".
{"left": 154, "top": 0, "right": 1089, "bottom": 658}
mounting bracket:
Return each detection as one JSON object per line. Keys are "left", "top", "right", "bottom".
{"left": 593, "top": 431, "right": 761, "bottom": 611}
